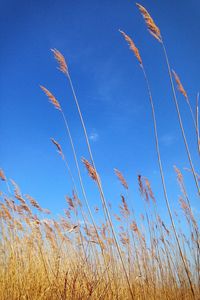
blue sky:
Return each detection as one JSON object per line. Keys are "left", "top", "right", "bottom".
{"left": 1, "top": 0, "right": 200, "bottom": 223}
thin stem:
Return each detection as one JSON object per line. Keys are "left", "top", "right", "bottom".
{"left": 141, "top": 63, "right": 195, "bottom": 299}
{"left": 187, "top": 97, "right": 200, "bottom": 155}
{"left": 60, "top": 109, "right": 114, "bottom": 285}
{"left": 66, "top": 73, "right": 135, "bottom": 299}
{"left": 196, "top": 93, "right": 200, "bottom": 155}
{"left": 161, "top": 42, "right": 200, "bottom": 196}
{"left": 60, "top": 110, "right": 105, "bottom": 255}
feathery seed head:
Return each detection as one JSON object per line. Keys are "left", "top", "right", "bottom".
{"left": 120, "top": 195, "right": 130, "bottom": 217}
{"left": 26, "top": 194, "right": 43, "bottom": 212}
{"left": 51, "top": 138, "right": 62, "bottom": 153}
{"left": 119, "top": 30, "right": 142, "bottom": 65}
{"left": 66, "top": 196, "right": 75, "bottom": 210}
{"left": 0, "top": 169, "right": 6, "bottom": 181}
{"left": 51, "top": 48, "right": 68, "bottom": 76}
{"left": 114, "top": 168, "right": 128, "bottom": 189}
{"left": 174, "top": 165, "right": 183, "bottom": 183}
{"left": 136, "top": 3, "right": 161, "bottom": 42}
{"left": 82, "top": 158, "right": 98, "bottom": 182}
{"left": 131, "top": 221, "right": 139, "bottom": 233}
{"left": 172, "top": 70, "right": 188, "bottom": 102}
{"left": 40, "top": 86, "right": 61, "bottom": 110}
{"left": 51, "top": 138, "right": 64, "bottom": 159}
{"left": 144, "top": 178, "right": 156, "bottom": 203}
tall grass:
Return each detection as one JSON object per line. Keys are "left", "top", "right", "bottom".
{"left": 0, "top": 3, "right": 199, "bottom": 299}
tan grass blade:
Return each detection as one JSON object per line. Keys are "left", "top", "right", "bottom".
{"left": 114, "top": 168, "right": 128, "bottom": 190}
{"left": 119, "top": 30, "right": 142, "bottom": 65}
{"left": 26, "top": 194, "right": 43, "bottom": 212}
{"left": 144, "top": 177, "right": 156, "bottom": 203}
{"left": 51, "top": 138, "right": 64, "bottom": 159}
{"left": 82, "top": 158, "right": 98, "bottom": 182}
{"left": 120, "top": 195, "right": 130, "bottom": 216}
{"left": 51, "top": 48, "right": 68, "bottom": 76}
{"left": 0, "top": 169, "right": 6, "bottom": 181}
{"left": 40, "top": 86, "right": 61, "bottom": 110}
{"left": 174, "top": 165, "right": 183, "bottom": 184}
{"left": 172, "top": 70, "right": 188, "bottom": 102}
{"left": 136, "top": 3, "right": 161, "bottom": 42}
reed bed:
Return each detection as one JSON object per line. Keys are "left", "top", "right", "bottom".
{"left": 1, "top": 3, "right": 199, "bottom": 299}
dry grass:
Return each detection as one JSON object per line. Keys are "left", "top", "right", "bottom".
{"left": 1, "top": 174, "right": 199, "bottom": 299}
{"left": 1, "top": 3, "right": 200, "bottom": 300}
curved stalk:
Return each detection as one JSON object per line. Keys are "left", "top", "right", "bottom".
{"left": 65, "top": 73, "right": 134, "bottom": 299}
{"left": 161, "top": 42, "right": 200, "bottom": 196}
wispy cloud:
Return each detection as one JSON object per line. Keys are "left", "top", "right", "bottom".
{"left": 89, "top": 130, "right": 99, "bottom": 142}
{"left": 160, "top": 134, "right": 175, "bottom": 147}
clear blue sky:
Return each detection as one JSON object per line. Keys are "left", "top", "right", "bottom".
{"left": 1, "top": 0, "right": 200, "bottom": 222}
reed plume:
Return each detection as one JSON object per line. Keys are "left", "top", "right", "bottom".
{"left": 40, "top": 86, "right": 61, "bottom": 110}
{"left": 136, "top": 3, "right": 161, "bottom": 42}
{"left": 120, "top": 195, "right": 130, "bottom": 217}
{"left": 51, "top": 48, "right": 68, "bottom": 76}
{"left": 82, "top": 158, "right": 98, "bottom": 182}
{"left": 119, "top": 30, "right": 142, "bottom": 64}
{"left": 26, "top": 195, "right": 43, "bottom": 212}
{"left": 172, "top": 70, "right": 188, "bottom": 102}
{"left": 0, "top": 169, "right": 6, "bottom": 181}
{"left": 51, "top": 138, "right": 64, "bottom": 159}
{"left": 114, "top": 168, "right": 128, "bottom": 190}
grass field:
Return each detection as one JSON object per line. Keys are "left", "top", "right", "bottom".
{"left": 1, "top": 3, "right": 200, "bottom": 299}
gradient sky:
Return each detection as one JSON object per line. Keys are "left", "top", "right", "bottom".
{"left": 1, "top": 0, "right": 200, "bottom": 223}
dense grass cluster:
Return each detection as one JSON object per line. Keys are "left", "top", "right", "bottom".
{"left": 0, "top": 171, "right": 199, "bottom": 299}
{"left": 1, "top": 3, "right": 199, "bottom": 299}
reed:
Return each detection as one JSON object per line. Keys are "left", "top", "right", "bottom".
{"left": 1, "top": 3, "right": 199, "bottom": 299}
{"left": 136, "top": 3, "right": 200, "bottom": 196}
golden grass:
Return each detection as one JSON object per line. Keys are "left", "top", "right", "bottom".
{"left": 136, "top": 3, "right": 161, "bottom": 42}
{"left": 1, "top": 3, "right": 200, "bottom": 300}
{"left": 1, "top": 175, "right": 199, "bottom": 299}
{"left": 172, "top": 70, "right": 188, "bottom": 102}
{"left": 119, "top": 30, "right": 142, "bottom": 65}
